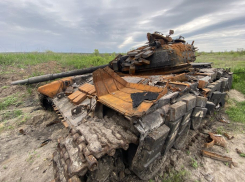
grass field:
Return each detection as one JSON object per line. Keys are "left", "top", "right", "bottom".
{"left": 196, "top": 51, "right": 245, "bottom": 95}
{"left": 0, "top": 50, "right": 245, "bottom": 123}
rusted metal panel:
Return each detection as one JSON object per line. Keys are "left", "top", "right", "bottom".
{"left": 93, "top": 67, "right": 168, "bottom": 117}
{"left": 198, "top": 76, "right": 211, "bottom": 89}
{"left": 93, "top": 69, "right": 111, "bottom": 97}
{"left": 119, "top": 87, "right": 144, "bottom": 94}
{"left": 167, "top": 73, "right": 188, "bottom": 82}
{"left": 68, "top": 90, "right": 83, "bottom": 101}
{"left": 78, "top": 83, "right": 95, "bottom": 94}
{"left": 202, "top": 88, "right": 211, "bottom": 97}
{"left": 111, "top": 90, "right": 133, "bottom": 102}
{"left": 72, "top": 92, "right": 87, "bottom": 105}
{"left": 38, "top": 77, "right": 73, "bottom": 98}
{"left": 104, "top": 66, "right": 127, "bottom": 86}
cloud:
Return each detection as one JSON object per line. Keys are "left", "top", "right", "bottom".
{"left": 118, "top": 37, "right": 133, "bottom": 49}
{"left": 0, "top": 0, "right": 244, "bottom": 52}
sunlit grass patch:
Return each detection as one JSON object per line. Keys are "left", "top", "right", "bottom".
{"left": 226, "top": 100, "right": 245, "bottom": 123}
{"left": 160, "top": 168, "right": 189, "bottom": 182}
{"left": 232, "top": 67, "right": 245, "bottom": 95}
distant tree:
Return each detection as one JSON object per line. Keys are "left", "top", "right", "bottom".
{"left": 45, "top": 50, "right": 54, "bottom": 54}
{"left": 93, "top": 49, "right": 99, "bottom": 56}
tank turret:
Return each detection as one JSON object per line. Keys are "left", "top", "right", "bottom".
{"left": 110, "top": 30, "right": 197, "bottom": 75}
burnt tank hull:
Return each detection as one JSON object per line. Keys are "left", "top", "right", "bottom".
{"left": 33, "top": 31, "right": 233, "bottom": 182}
{"left": 41, "top": 66, "right": 232, "bottom": 182}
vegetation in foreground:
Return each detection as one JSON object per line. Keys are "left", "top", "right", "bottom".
{"left": 226, "top": 100, "right": 245, "bottom": 123}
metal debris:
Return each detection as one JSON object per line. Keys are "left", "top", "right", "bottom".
{"left": 204, "top": 132, "right": 227, "bottom": 148}
{"left": 219, "top": 117, "right": 230, "bottom": 124}
{"left": 39, "top": 139, "right": 52, "bottom": 148}
{"left": 202, "top": 150, "right": 236, "bottom": 168}
{"left": 224, "top": 133, "right": 234, "bottom": 140}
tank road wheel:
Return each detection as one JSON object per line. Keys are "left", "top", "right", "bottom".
{"left": 53, "top": 148, "right": 130, "bottom": 182}
{"left": 173, "top": 121, "right": 191, "bottom": 150}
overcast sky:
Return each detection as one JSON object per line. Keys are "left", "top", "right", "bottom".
{"left": 0, "top": 0, "right": 244, "bottom": 53}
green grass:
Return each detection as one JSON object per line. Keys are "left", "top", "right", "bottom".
{"left": 232, "top": 67, "right": 245, "bottom": 95}
{"left": 226, "top": 100, "right": 245, "bottom": 123}
{"left": 0, "top": 50, "right": 118, "bottom": 70}
{"left": 161, "top": 168, "right": 189, "bottom": 182}
{"left": 26, "top": 150, "right": 39, "bottom": 163}
{"left": 216, "top": 126, "right": 225, "bottom": 135}
{"left": 18, "top": 114, "right": 30, "bottom": 125}
{"left": 1, "top": 110, "right": 23, "bottom": 121}
{"left": 1, "top": 86, "right": 10, "bottom": 89}
{"left": 0, "top": 95, "right": 21, "bottom": 110}
{"left": 190, "top": 158, "right": 198, "bottom": 169}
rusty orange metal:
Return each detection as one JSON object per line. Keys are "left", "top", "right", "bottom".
{"left": 202, "top": 88, "right": 211, "bottom": 97}
{"left": 198, "top": 80, "right": 207, "bottom": 89}
{"left": 93, "top": 67, "right": 168, "bottom": 117}
{"left": 73, "top": 92, "right": 87, "bottom": 105}
{"left": 167, "top": 73, "right": 188, "bottom": 82}
{"left": 202, "top": 150, "right": 233, "bottom": 166}
{"left": 194, "top": 73, "right": 213, "bottom": 77}
{"left": 61, "top": 120, "right": 69, "bottom": 128}
{"left": 209, "top": 133, "right": 227, "bottom": 148}
{"left": 204, "top": 140, "right": 215, "bottom": 148}
{"left": 224, "top": 133, "right": 234, "bottom": 140}
{"left": 68, "top": 90, "right": 87, "bottom": 105}
{"left": 79, "top": 83, "right": 96, "bottom": 95}
{"left": 169, "top": 85, "right": 181, "bottom": 92}
{"left": 68, "top": 90, "right": 82, "bottom": 101}
{"left": 37, "top": 77, "right": 73, "bottom": 98}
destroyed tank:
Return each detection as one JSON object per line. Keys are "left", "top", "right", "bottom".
{"left": 12, "top": 30, "right": 233, "bottom": 182}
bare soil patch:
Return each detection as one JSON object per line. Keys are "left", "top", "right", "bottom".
{"left": 227, "top": 89, "right": 245, "bottom": 102}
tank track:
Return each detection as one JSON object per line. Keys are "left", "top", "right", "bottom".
{"left": 49, "top": 67, "right": 233, "bottom": 182}
{"left": 52, "top": 114, "right": 138, "bottom": 182}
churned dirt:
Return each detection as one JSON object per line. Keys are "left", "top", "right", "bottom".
{"left": 0, "top": 63, "right": 245, "bottom": 182}
{"left": 0, "top": 63, "right": 69, "bottom": 182}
